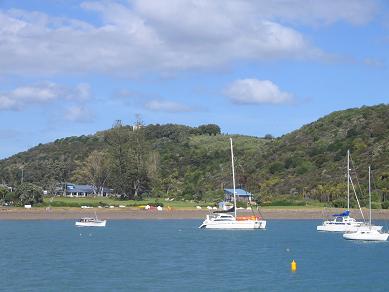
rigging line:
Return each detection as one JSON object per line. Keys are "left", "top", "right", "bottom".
{"left": 349, "top": 175, "right": 365, "bottom": 222}
{"left": 349, "top": 155, "right": 366, "bottom": 202}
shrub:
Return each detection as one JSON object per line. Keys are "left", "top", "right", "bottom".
{"left": 331, "top": 199, "right": 347, "bottom": 208}
{"left": 381, "top": 201, "right": 389, "bottom": 209}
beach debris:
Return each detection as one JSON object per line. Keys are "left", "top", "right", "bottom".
{"left": 119, "top": 205, "right": 126, "bottom": 208}
{"left": 157, "top": 206, "right": 163, "bottom": 211}
{"left": 207, "top": 206, "right": 212, "bottom": 210}
{"left": 196, "top": 206, "right": 202, "bottom": 210}
{"left": 81, "top": 206, "right": 93, "bottom": 209}
{"left": 145, "top": 205, "right": 151, "bottom": 210}
{"left": 24, "top": 205, "right": 32, "bottom": 209}
{"left": 109, "top": 205, "right": 114, "bottom": 208}
{"left": 212, "top": 207, "right": 217, "bottom": 210}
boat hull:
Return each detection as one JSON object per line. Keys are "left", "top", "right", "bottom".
{"left": 200, "top": 220, "right": 266, "bottom": 230}
{"left": 343, "top": 231, "right": 389, "bottom": 241}
{"left": 317, "top": 224, "right": 382, "bottom": 232}
{"left": 75, "top": 220, "right": 107, "bottom": 227}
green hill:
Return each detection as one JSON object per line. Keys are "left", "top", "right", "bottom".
{"left": 1, "top": 104, "right": 389, "bottom": 206}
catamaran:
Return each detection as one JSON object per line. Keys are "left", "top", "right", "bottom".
{"left": 75, "top": 212, "right": 107, "bottom": 227}
{"left": 317, "top": 150, "right": 382, "bottom": 232}
{"left": 343, "top": 166, "right": 388, "bottom": 241}
{"left": 199, "top": 138, "right": 266, "bottom": 229}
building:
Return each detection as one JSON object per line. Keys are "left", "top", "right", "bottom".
{"left": 62, "top": 183, "right": 113, "bottom": 197}
{"left": 224, "top": 188, "right": 253, "bottom": 202}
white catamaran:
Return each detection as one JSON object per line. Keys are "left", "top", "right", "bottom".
{"left": 199, "top": 138, "right": 266, "bottom": 230}
{"left": 343, "top": 166, "right": 388, "bottom": 241}
{"left": 317, "top": 150, "right": 382, "bottom": 232}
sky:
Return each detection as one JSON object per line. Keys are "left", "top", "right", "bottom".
{"left": 1, "top": 0, "right": 389, "bottom": 159}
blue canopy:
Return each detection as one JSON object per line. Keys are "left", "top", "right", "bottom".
{"left": 332, "top": 210, "right": 350, "bottom": 217}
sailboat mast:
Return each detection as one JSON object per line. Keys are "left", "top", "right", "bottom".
{"left": 347, "top": 149, "right": 350, "bottom": 211}
{"left": 230, "top": 138, "right": 237, "bottom": 218}
{"left": 369, "top": 165, "right": 371, "bottom": 226}
{"left": 347, "top": 150, "right": 350, "bottom": 211}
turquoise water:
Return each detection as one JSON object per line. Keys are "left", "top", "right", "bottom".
{"left": 1, "top": 220, "right": 389, "bottom": 291}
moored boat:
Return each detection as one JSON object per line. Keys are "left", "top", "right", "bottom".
{"left": 343, "top": 166, "right": 388, "bottom": 241}
{"left": 199, "top": 138, "right": 266, "bottom": 230}
{"left": 317, "top": 150, "right": 382, "bottom": 232}
{"left": 75, "top": 212, "right": 107, "bottom": 227}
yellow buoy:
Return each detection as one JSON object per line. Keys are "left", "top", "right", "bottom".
{"left": 291, "top": 260, "right": 297, "bottom": 272}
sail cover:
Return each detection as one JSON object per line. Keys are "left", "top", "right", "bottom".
{"left": 214, "top": 206, "right": 235, "bottom": 213}
{"left": 332, "top": 210, "right": 350, "bottom": 217}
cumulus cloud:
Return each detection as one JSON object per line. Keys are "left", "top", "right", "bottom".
{"left": 0, "top": 0, "right": 377, "bottom": 76}
{"left": 225, "top": 79, "right": 293, "bottom": 105}
{"left": 64, "top": 105, "right": 95, "bottom": 123}
{"left": 0, "top": 83, "right": 91, "bottom": 111}
{"left": 144, "top": 99, "right": 193, "bottom": 113}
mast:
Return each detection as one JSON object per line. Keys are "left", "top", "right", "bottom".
{"left": 369, "top": 165, "right": 371, "bottom": 226}
{"left": 347, "top": 149, "right": 350, "bottom": 211}
{"left": 230, "top": 138, "right": 237, "bottom": 218}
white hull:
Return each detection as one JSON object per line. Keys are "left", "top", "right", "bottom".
{"left": 75, "top": 220, "right": 106, "bottom": 227}
{"left": 200, "top": 219, "right": 266, "bottom": 229}
{"left": 317, "top": 223, "right": 382, "bottom": 232}
{"left": 343, "top": 230, "right": 389, "bottom": 241}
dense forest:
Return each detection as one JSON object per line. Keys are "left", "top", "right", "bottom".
{"left": 2, "top": 104, "right": 389, "bottom": 207}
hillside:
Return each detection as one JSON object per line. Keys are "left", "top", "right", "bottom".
{"left": 1, "top": 104, "right": 389, "bottom": 206}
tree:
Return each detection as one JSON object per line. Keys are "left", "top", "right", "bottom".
{"left": 198, "top": 124, "right": 221, "bottom": 136}
{"left": 105, "top": 120, "right": 132, "bottom": 197}
{"left": 14, "top": 183, "right": 43, "bottom": 206}
{"left": 71, "top": 150, "right": 110, "bottom": 195}
{"left": 128, "top": 117, "right": 151, "bottom": 198}
{"left": 0, "top": 186, "right": 8, "bottom": 204}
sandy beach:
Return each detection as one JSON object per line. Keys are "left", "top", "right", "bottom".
{"left": 1, "top": 207, "right": 389, "bottom": 220}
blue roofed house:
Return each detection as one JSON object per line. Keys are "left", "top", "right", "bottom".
{"left": 224, "top": 188, "right": 253, "bottom": 202}
{"left": 63, "top": 183, "right": 113, "bottom": 197}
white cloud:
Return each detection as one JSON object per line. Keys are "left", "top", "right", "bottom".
{"left": 144, "top": 100, "right": 193, "bottom": 112}
{"left": 64, "top": 105, "right": 95, "bottom": 123}
{"left": 225, "top": 79, "right": 293, "bottom": 105}
{"left": 0, "top": 83, "right": 91, "bottom": 111}
{"left": 0, "top": 0, "right": 377, "bottom": 77}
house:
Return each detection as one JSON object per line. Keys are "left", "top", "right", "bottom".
{"left": 224, "top": 188, "right": 253, "bottom": 202}
{"left": 65, "top": 184, "right": 95, "bottom": 197}
{"left": 63, "top": 183, "right": 113, "bottom": 197}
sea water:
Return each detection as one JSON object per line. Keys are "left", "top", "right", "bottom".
{"left": 1, "top": 220, "right": 389, "bottom": 291}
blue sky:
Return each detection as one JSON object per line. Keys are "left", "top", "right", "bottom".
{"left": 1, "top": 0, "right": 389, "bottom": 159}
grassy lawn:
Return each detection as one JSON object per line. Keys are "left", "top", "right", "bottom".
{"left": 41, "top": 196, "right": 329, "bottom": 209}
{"left": 42, "top": 196, "right": 206, "bottom": 208}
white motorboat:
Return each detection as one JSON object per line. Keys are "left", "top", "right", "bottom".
{"left": 75, "top": 213, "right": 107, "bottom": 227}
{"left": 343, "top": 166, "right": 388, "bottom": 241}
{"left": 199, "top": 138, "right": 266, "bottom": 230}
{"left": 343, "top": 229, "right": 389, "bottom": 241}
{"left": 317, "top": 150, "right": 382, "bottom": 232}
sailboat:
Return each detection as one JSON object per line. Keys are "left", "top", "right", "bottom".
{"left": 317, "top": 150, "right": 382, "bottom": 232}
{"left": 343, "top": 166, "right": 388, "bottom": 241}
{"left": 75, "top": 211, "right": 107, "bottom": 227}
{"left": 199, "top": 138, "right": 266, "bottom": 229}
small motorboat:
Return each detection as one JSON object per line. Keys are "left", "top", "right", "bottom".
{"left": 75, "top": 213, "right": 107, "bottom": 227}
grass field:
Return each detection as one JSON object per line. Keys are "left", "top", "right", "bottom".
{"left": 42, "top": 197, "right": 205, "bottom": 209}
{"left": 40, "top": 196, "right": 329, "bottom": 209}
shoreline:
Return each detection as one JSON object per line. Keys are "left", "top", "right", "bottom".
{"left": 2, "top": 207, "right": 389, "bottom": 220}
